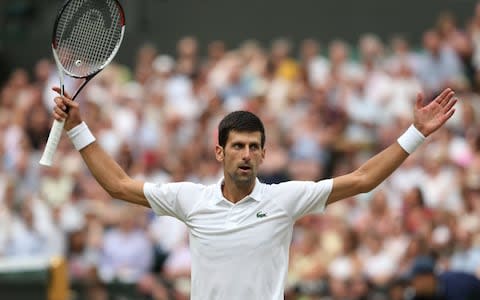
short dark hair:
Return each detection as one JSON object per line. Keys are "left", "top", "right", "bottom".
{"left": 218, "top": 111, "right": 265, "bottom": 148}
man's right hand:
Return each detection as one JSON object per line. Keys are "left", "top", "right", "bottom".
{"left": 52, "top": 87, "right": 82, "bottom": 131}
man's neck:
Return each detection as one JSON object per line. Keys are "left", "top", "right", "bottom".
{"left": 222, "top": 178, "right": 255, "bottom": 203}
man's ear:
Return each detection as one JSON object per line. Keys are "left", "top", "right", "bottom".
{"left": 215, "top": 145, "right": 224, "bottom": 162}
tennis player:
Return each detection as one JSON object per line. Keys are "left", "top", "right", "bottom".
{"left": 52, "top": 87, "right": 456, "bottom": 300}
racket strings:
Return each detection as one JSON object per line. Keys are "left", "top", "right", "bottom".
{"left": 54, "top": 0, "right": 123, "bottom": 77}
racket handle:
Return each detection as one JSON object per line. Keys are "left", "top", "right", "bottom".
{"left": 39, "top": 119, "right": 66, "bottom": 166}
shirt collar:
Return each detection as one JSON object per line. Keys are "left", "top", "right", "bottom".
{"left": 213, "top": 177, "right": 263, "bottom": 204}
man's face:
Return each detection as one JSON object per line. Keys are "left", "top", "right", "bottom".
{"left": 216, "top": 130, "right": 265, "bottom": 186}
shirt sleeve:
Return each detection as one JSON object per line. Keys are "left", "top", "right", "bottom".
{"left": 273, "top": 179, "right": 333, "bottom": 220}
{"left": 143, "top": 182, "right": 198, "bottom": 222}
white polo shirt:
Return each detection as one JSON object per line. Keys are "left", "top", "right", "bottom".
{"left": 144, "top": 177, "right": 333, "bottom": 300}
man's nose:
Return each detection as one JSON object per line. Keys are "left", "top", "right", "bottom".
{"left": 242, "top": 148, "right": 251, "bottom": 160}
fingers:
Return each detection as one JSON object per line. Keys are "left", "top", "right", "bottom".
{"left": 53, "top": 105, "right": 68, "bottom": 121}
{"left": 415, "top": 92, "right": 424, "bottom": 110}
{"left": 435, "top": 88, "right": 454, "bottom": 106}
{"left": 52, "top": 86, "right": 72, "bottom": 99}
{"left": 53, "top": 96, "right": 79, "bottom": 121}
{"left": 54, "top": 96, "right": 67, "bottom": 111}
{"left": 437, "top": 96, "right": 457, "bottom": 125}
{"left": 439, "top": 107, "right": 456, "bottom": 125}
{"left": 443, "top": 97, "right": 457, "bottom": 113}
{"left": 53, "top": 97, "right": 68, "bottom": 121}
{"left": 54, "top": 96, "right": 78, "bottom": 109}
{"left": 446, "top": 108, "right": 456, "bottom": 119}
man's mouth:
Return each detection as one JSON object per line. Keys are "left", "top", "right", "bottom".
{"left": 239, "top": 166, "right": 251, "bottom": 171}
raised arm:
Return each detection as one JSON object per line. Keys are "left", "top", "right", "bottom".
{"left": 326, "top": 88, "right": 457, "bottom": 205}
{"left": 52, "top": 88, "right": 149, "bottom": 208}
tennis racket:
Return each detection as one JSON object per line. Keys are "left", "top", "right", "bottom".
{"left": 39, "top": 0, "right": 125, "bottom": 166}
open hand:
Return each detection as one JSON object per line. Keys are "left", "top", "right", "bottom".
{"left": 413, "top": 88, "right": 457, "bottom": 137}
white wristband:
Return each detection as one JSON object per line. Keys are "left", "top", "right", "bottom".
{"left": 397, "top": 125, "right": 426, "bottom": 154}
{"left": 66, "top": 122, "right": 96, "bottom": 151}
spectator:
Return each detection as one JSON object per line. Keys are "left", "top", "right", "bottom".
{"left": 408, "top": 255, "right": 480, "bottom": 300}
{"left": 5, "top": 198, "right": 49, "bottom": 258}
{"left": 98, "top": 207, "right": 154, "bottom": 283}
{"left": 416, "top": 29, "right": 465, "bottom": 97}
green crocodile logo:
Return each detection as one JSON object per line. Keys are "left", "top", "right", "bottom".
{"left": 256, "top": 211, "right": 267, "bottom": 218}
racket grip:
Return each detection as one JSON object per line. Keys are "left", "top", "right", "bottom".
{"left": 39, "top": 119, "right": 66, "bottom": 166}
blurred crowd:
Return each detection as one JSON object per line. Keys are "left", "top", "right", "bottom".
{"left": 2, "top": 4, "right": 480, "bottom": 300}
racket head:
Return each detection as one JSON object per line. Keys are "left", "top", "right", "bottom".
{"left": 51, "top": 0, "right": 125, "bottom": 79}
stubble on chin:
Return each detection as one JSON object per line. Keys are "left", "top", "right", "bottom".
{"left": 229, "top": 172, "right": 255, "bottom": 187}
